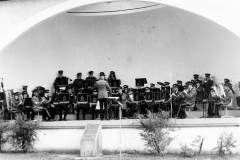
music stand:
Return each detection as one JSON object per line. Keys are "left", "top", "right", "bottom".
{"left": 77, "top": 93, "right": 88, "bottom": 104}
{"left": 57, "top": 77, "right": 68, "bottom": 87}
{"left": 24, "top": 98, "right": 32, "bottom": 108}
{"left": 90, "top": 95, "right": 98, "bottom": 104}
{"left": 110, "top": 79, "right": 120, "bottom": 88}
{"left": 133, "top": 92, "right": 141, "bottom": 102}
{"left": 146, "top": 92, "right": 153, "bottom": 102}
{"left": 52, "top": 94, "right": 59, "bottom": 105}
{"left": 85, "top": 80, "right": 93, "bottom": 88}
{"left": 0, "top": 92, "right": 4, "bottom": 102}
{"left": 59, "top": 93, "right": 70, "bottom": 104}
{"left": 135, "top": 78, "right": 147, "bottom": 87}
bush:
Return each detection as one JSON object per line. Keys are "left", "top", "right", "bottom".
{"left": 0, "top": 120, "right": 10, "bottom": 152}
{"left": 191, "top": 135, "right": 205, "bottom": 155}
{"left": 138, "top": 111, "right": 176, "bottom": 155}
{"left": 213, "top": 131, "right": 237, "bottom": 155}
{"left": 8, "top": 115, "right": 39, "bottom": 152}
{"left": 179, "top": 142, "right": 193, "bottom": 157}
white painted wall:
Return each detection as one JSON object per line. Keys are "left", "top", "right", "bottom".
{"left": 3, "top": 127, "right": 240, "bottom": 153}
{"left": 1, "top": 1, "right": 240, "bottom": 108}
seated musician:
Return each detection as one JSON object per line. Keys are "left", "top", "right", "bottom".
{"left": 116, "top": 86, "right": 130, "bottom": 119}
{"left": 126, "top": 88, "right": 137, "bottom": 117}
{"left": 166, "top": 84, "right": 184, "bottom": 117}
{"left": 89, "top": 88, "right": 99, "bottom": 120}
{"left": 107, "top": 71, "right": 121, "bottom": 85}
{"left": 31, "top": 89, "right": 50, "bottom": 121}
{"left": 213, "top": 82, "right": 234, "bottom": 118}
{"left": 176, "top": 82, "right": 197, "bottom": 119}
{"left": 12, "top": 92, "right": 24, "bottom": 117}
{"left": 41, "top": 89, "right": 55, "bottom": 121}
{"left": 67, "top": 84, "right": 75, "bottom": 114}
{"left": 22, "top": 91, "right": 35, "bottom": 120}
{"left": 144, "top": 87, "right": 153, "bottom": 111}
{"left": 150, "top": 83, "right": 155, "bottom": 89}
{"left": 123, "top": 85, "right": 129, "bottom": 94}
{"left": 138, "top": 88, "right": 148, "bottom": 117}
{"left": 159, "top": 82, "right": 171, "bottom": 111}
{"left": 75, "top": 87, "right": 89, "bottom": 120}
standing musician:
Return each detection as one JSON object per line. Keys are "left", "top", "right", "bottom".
{"left": 85, "top": 71, "right": 97, "bottom": 87}
{"left": 54, "top": 70, "right": 69, "bottom": 93}
{"left": 31, "top": 89, "right": 50, "bottom": 121}
{"left": 41, "top": 89, "right": 55, "bottom": 121}
{"left": 162, "top": 82, "right": 170, "bottom": 99}
{"left": 177, "top": 80, "right": 184, "bottom": 92}
{"left": 201, "top": 73, "right": 214, "bottom": 117}
{"left": 202, "top": 73, "right": 214, "bottom": 95}
{"left": 194, "top": 80, "right": 204, "bottom": 110}
{"left": 176, "top": 82, "right": 197, "bottom": 119}
{"left": 192, "top": 74, "right": 200, "bottom": 86}
{"left": 73, "top": 72, "right": 84, "bottom": 95}
{"left": 108, "top": 71, "right": 121, "bottom": 85}
{"left": 94, "top": 72, "right": 112, "bottom": 121}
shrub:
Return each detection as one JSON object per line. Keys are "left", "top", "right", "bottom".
{"left": 213, "top": 131, "right": 237, "bottom": 155}
{"left": 138, "top": 111, "right": 176, "bottom": 155}
{"left": 191, "top": 135, "right": 205, "bottom": 155}
{"left": 8, "top": 115, "right": 39, "bottom": 152}
{"left": 0, "top": 120, "right": 10, "bottom": 152}
{"left": 179, "top": 142, "right": 193, "bottom": 157}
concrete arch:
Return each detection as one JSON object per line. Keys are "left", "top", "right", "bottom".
{"left": 0, "top": 0, "right": 240, "bottom": 53}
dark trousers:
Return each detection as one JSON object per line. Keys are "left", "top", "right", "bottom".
{"left": 76, "top": 104, "right": 88, "bottom": 120}
{"left": 176, "top": 102, "right": 189, "bottom": 118}
{"left": 111, "top": 105, "right": 119, "bottom": 119}
{"left": 90, "top": 105, "right": 99, "bottom": 119}
{"left": 208, "top": 103, "right": 220, "bottom": 117}
{"left": 139, "top": 102, "right": 148, "bottom": 115}
{"left": 207, "top": 102, "right": 216, "bottom": 116}
{"left": 57, "top": 104, "right": 68, "bottom": 120}
{"left": 99, "top": 99, "right": 108, "bottom": 120}
{"left": 48, "top": 107, "right": 56, "bottom": 120}
{"left": 25, "top": 107, "right": 35, "bottom": 120}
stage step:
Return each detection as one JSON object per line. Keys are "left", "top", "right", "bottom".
{"left": 33, "top": 109, "right": 240, "bottom": 121}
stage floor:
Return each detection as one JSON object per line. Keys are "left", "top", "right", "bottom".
{"left": 39, "top": 117, "right": 240, "bottom": 129}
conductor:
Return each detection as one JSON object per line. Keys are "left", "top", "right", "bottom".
{"left": 94, "top": 72, "right": 112, "bottom": 120}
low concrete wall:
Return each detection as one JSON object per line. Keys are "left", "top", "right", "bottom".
{"left": 3, "top": 119, "right": 240, "bottom": 153}
{"left": 33, "top": 127, "right": 240, "bottom": 153}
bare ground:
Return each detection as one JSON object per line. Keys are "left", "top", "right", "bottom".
{"left": 0, "top": 152, "right": 240, "bottom": 160}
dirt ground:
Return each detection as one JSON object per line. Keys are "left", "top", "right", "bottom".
{"left": 0, "top": 152, "right": 240, "bottom": 160}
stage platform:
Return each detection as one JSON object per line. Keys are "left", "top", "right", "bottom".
{"left": 39, "top": 117, "right": 240, "bottom": 129}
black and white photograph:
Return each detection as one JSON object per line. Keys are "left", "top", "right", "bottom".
{"left": 0, "top": 0, "right": 240, "bottom": 159}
